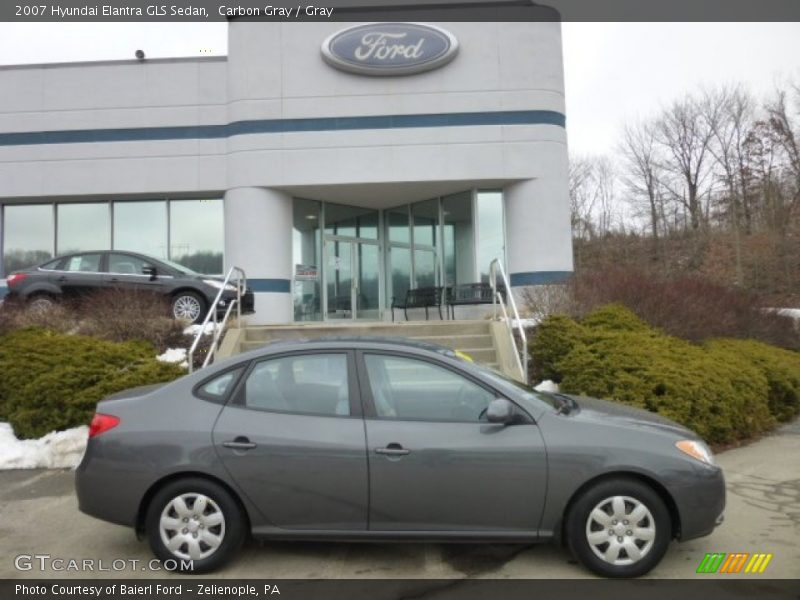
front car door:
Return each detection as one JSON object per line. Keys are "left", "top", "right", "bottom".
{"left": 104, "top": 252, "right": 163, "bottom": 292}
{"left": 358, "top": 351, "right": 548, "bottom": 534}
{"left": 212, "top": 351, "right": 369, "bottom": 531}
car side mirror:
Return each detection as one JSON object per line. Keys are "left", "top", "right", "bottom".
{"left": 142, "top": 266, "right": 157, "bottom": 280}
{"left": 486, "top": 398, "right": 516, "bottom": 425}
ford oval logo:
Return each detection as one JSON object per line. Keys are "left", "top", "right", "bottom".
{"left": 321, "top": 22, "right": 459, "bottom": 76}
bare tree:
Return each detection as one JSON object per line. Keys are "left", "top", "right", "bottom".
{"left": 620, "top": 119, "right": 664, "bottom": 259}
{"left": 656, "top": 91, "right": 725, "bottom": 231}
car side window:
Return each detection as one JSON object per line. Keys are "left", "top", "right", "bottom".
{"left": 241, "top": 354, "right": 350, "bottom": 417}
{"left": 197, "top": 368, "right": 243, "bottom": 402}
{"left": 363, "top": 354, "right": 495, "bottom": 422}
{"left": 64, "top": 254, "right": 102, "bottom": 273}
{"left": 108, "top": 253, "right": 151, "bottom": 275}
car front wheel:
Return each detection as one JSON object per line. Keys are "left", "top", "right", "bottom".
{"left": 566, "top": 477, "right": 671, "bottom": 578}
{"left": 145, "top": 478, "right": 246, "bottom": 573}
{"left": 171, "top": 291, "right": 206, "bottom": 323}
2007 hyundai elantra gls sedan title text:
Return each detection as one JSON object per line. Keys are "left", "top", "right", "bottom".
{"left": 76, "top": 338, "right": 725, "bottom": 577}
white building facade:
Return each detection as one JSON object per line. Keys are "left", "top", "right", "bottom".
{"left": 0, "top": 19, "right": 572, "bottom": 324}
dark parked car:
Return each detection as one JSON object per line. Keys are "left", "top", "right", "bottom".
{"left": 76, "top": 338, "right": 725, "bottom": 578}
{"left": 4, "top": 251, "right": 254, "bottom": 323}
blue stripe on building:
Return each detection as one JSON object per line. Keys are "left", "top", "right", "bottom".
{"left": 0, "top": 110, "right": 565, "bottom": 147}
{"left": 509, "top": 271, "right": 573, "bottom": 287}
{"left": 248, "top": 279, "right": 292, "bottom": 293}
{"left": 0, "top": 284, "right": 7, "bottom": 299}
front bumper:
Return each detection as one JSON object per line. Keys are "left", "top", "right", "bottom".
{"left": 671, "top": 464, "right": 726, "bottom": 541}
{"left": 217, "top": 289, "right": 255, "bottom": 315}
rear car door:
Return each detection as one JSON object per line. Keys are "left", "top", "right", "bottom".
{"left": 212, "top": 351, "right": 369, "bottom": 530}
{"left": 55, "top": 253, "right": 105, "bottom": 300}
{"left": 358, "top": 351, "right": 547, "bottom": 533}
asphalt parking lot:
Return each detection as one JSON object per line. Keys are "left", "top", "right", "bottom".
{"left": 1, "top": 419, "right": 798, "bottom": 580}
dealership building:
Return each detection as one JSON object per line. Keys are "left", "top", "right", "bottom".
{"left": 0, "top": 18, "right": 572, "bottom": 324}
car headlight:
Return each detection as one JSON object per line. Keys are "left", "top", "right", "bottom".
{"left": 676, "top": 440, "right": 716, "bottom": 466}
{"left": 202, "top": 279, "right": 237, "bottom": 292}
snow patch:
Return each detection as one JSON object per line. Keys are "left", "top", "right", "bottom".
{"left": 183, "top": 322, "right": 217, "bottom": 336}
{"left": 157, "top": 347, "right": 188, "bottom": 368}
{"left": 0, "top": 422, "right": 88, "bottom": 470}
{"left": 534, "top": 380, "right": 560, "bottom": 393}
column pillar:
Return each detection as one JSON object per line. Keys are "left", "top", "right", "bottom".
{"left": 504, "top": 152, "right": 573, "bottom": 296}
{"left": 224, "top": 187, "right": 293, "bottom": 324}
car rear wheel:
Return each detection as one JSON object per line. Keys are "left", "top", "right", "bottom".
{"left": 145, "top": 478, "right": 246, "bottom": 573}
{"left": 566, "top": 478, "right": 671, "bottom": 578}
{"left": 171, "top": 291, "right": 206, "bottom": 323}
{"left": 27, "top": 294, "right": 57, "bottom": 312}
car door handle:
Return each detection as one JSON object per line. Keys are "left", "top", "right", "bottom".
{"left": 223, "top": 437, "right": 257, "bottom": 450}
{"left": 375, "top": 444, "right": 410, "bottom": 456}
{"left": 57, "top": 276, "right": 67, "bottom": 282}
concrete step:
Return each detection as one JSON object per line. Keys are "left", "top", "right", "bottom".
{"left": 243, "top": 319, "right": 491, "bottom": 342}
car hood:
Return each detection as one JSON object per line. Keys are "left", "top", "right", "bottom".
{"left": 557, "top": 393, "right": 697, "bottom": 439}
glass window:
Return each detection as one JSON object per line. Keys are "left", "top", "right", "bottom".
{"left": 57, "top": 203, "right": 110, "bottom": 254}
{"left": 242, "top": 354, "right": 350, "bottom": 417}
{"left": 411, "top": 198, "right": 439, "bottom": 247}
{"left": 386, "top": 208, "right": 410, "bottom": 244}
{"left": 477, "top": 191, "right": 505, "bottom": 283}
{"left": 64, "top": 253, "right": 102, "bottom": 273}
{"left": 2, "top": 204, "right": 54, "bottom": 274}
{"left": 388, "top": 246, "right": 411, "bottom": 302}
{"left": 293, "top": 198, "right": 322, "bottom": 322}
{"left": 325, "top": 203, "right": 378, "bottom": 239}
{"left": 197, "top": 368, "right": 243, "bottom": 401}
{"left": 414, "top": 249, "right": 436, "bottom": 288}
{"left": 113, "top": 201, "right": 168, "bottom": 259}
{"left": 442, "top": 192, "right": 474, "bottom": 286}
{"left": 364, "top": 354, "right": 495, "bottom": 422}
{"left": 108, "top": 253, "right": 155, "bottom": 275}
{"left": 169, "top": 199, "right": 224, "bottom": 275}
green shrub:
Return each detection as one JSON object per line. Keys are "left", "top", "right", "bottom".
{"left": 706, "top": 339, "right": 800, "bottom": 422}
{"left": 529, "top": 314, "right": 585, "bottom": 382}
{"left": 530, "top": 305, "right": 800, "bottom": 445}
{"left": 0, "top": 328, "right": 185, "bottom": 439}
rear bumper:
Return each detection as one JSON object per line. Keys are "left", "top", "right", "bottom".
{"left": 671, "top": 465, "right": 726, "bottom": 541}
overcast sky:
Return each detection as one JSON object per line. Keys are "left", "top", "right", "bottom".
{"left": 1, "top": 22, "right": 798, "bottom": 155}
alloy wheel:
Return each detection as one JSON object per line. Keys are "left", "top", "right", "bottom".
{"left": 173, "top": 295, "right": 202, "bottom": 322}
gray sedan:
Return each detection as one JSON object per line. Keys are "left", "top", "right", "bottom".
{"left": 75, "top": 338, "right": 725, "bottom": 578}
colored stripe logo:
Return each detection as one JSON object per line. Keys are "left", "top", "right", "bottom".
{"left": 696, "top": 553, "right": 773, "bottom": 574}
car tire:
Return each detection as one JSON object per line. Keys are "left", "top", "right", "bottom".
{"left": 27, "top": 294, "right": 57, "bottom": 312}
{"left": 171, "top": 291, "right": 206, "bottom": 324}
{"left": 565, "top": 477, "right": 671, "bottom": 578}
{"left": 145, "top": 477, "right": 246, "bottom": 574}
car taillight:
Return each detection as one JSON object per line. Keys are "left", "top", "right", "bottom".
{"left": 6, "top": 273, "right": 28, "bottom": 287}
{"left": 88, "top": 413, "right": 120, "bottom": 438}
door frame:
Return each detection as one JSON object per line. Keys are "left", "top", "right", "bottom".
{"left": 322, "top": 235, "right": 382, "bottom": 321}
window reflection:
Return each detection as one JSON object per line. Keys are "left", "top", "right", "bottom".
{"left": 324, "top": 203, "right": 378, "bottom": 239}
{"left": 3, "top": 204, "right": 54, "bottom": 274}
{"left": 293, "top": 198, "right": 322, "bottom": 321}
{"left": 477, "top": 191, "right": 505, "bottom": 283}
{"left": 57, "top": 203, "right": 110, "bottom": 254}
{"left": 412, "top": 198, "right": 438, "bottom": 247}
{"left": 442, "top": 192, "right": 474, "bottom": 286}
{"left": 113, "top": 201, "right": 168, "bottom": 259}
{"left": 170, "top": 199, "right": 224, "bottom": 274}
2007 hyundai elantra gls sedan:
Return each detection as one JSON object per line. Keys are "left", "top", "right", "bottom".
{"left": 76, "top": 337, "right": 724, "bottom": 577}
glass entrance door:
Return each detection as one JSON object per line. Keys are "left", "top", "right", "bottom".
{"left": 325, "top": 239, "right": 380, "bottom": 320}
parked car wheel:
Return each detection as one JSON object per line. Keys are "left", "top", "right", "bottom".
{"left": 145, "top": 478, "right": 246, "bottom": 573}
{"left": 171, "top": 291, "right": 206, "bottom": 323}
{"left": 27, "top": 294, "right": 57, "bottom": 312}
{"left": 566, "top": 478, "right": 671, "bottom": 578}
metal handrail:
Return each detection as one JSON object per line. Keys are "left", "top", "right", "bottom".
{"left": 489, "top": 259, "right": 529, "bottom": 384}
{"left": 187, "top": 266, "right": 247, "bottom": 373}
